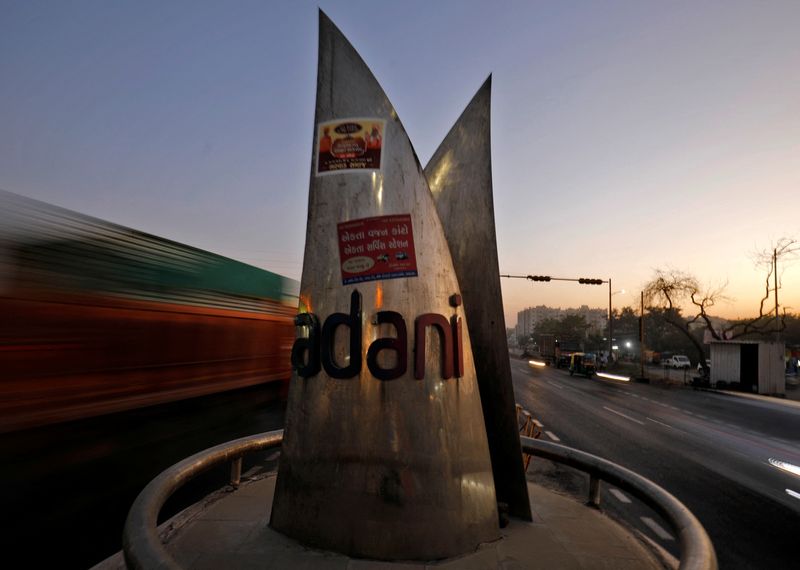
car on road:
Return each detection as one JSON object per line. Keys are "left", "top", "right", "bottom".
{"left": 663, "top": 355, "right": 691, "bottom": 369}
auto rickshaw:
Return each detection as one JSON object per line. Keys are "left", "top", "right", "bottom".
{"left": 568, "top": 352, "right": 597, "bottom": 377}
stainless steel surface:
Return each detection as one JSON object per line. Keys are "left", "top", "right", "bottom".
{"left": 269, "top": 12, "right": 498, "bottom": 560}
{"left": 521, "top": 436, "right": 718, "bottom": 570}
{"left": 424, "top": 78, "right": 532, "bottom": 521}
{"left": 122, "top": 429, "right": 285, "bottom": 570}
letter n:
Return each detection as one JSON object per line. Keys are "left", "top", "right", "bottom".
{"left": 414, "top": 314, "right": 453, "bottom": 380}
{"left": 367, "top": 311, "right": 407, "bottom": 380}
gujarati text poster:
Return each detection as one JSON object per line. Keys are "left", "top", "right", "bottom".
{"left": 337, "top": 214, "right": 418, "bottom": 285}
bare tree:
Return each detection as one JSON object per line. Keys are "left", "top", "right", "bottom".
{"left": 644, "top": 237, "right": 797, "bottom": 376}
{"left": 643, "top": 270, "right": 717, "bottom": 374}
{"left": 753, "top": 237, "right": 799, "bottom": 321}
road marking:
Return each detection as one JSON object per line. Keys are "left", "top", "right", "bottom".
{"left": 547, "top": 381, "right": 563, "bottom": 389}
{"left": 533, "top": 419, "right": 543, "bottom": 428}
{"left": 786, "top": 489, "right": 800, "bottom": 501}
{"left": 632, "top": 394, "right": 640, "bottom": 398}
{"left": 609, "top": 489, "right": 631, "bottom": 503}
{"left": 640, "top": 517, "right": 674, "bottom": 541}
{"left": 697, "top": 414, "right": 708, "bottom": 420}
{"left": 545, "top": 431, "right": 561, "bottom": 442}
{"left": 647, "top": 417, "right": 673, "bottom": 429}
{"left": 670, "top": 406, "right": 679, "bottom": 411}
{"left": 603, "top": 406, "right": 645, "bottom": 425}
{"left": 769, "top": 458, "right": 800, "bottom": 477}
{"left": 684, "top": 410, "right": 694, "bottom": 415}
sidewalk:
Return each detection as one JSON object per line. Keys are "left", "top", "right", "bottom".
{"left": 695, "top": 382, "right": 800, "bottom": 409}
{"left": 125, "top": 475, "right": 665, "bottom": 569}
{"left": 628, "top": 364, "right": 800, "bottom": 406}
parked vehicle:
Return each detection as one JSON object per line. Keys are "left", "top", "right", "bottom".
{"left": 697, "top": 359, "right": 711, "bottom": 375}
{"left": 663, "top": 355, "right": 692, "bottom": 369}
{"left": 569, "top": 352, "right": 597, "bottom": 377}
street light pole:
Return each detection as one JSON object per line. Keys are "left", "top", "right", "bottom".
{"left": 608, "top": 278, "right": 613, "bottom": 364}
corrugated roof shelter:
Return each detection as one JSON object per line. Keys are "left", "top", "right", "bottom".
{"left": 710, "top": 340, "right": 785, "bottom": 396}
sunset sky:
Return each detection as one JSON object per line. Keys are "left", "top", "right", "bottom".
{"left": 2, "top": 1, "right": 798, "bottom": 327}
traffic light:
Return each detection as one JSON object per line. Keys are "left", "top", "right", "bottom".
{"left": 527, "top": 275, "right": 551, "bottom": 282}
{"left": 578, "top": 278, "right": 604, "bottom": 285}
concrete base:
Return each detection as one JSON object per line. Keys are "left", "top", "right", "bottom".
{"left": 116, "top": 474, "right": 666, "bottom": 569}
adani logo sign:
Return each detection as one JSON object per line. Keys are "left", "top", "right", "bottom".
{"left": 291, "top": 290, "right": 464, "bottom": 381}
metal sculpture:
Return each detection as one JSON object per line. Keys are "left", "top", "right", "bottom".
{"left": 270, "top": 12, "right": 498, "bottom": 560}
{"left": 425, "top": 79, "right": 532, "bottom": 521}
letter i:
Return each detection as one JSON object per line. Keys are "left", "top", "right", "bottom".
{"left": 451, "top": 316, "right": 463, "bottom": 378}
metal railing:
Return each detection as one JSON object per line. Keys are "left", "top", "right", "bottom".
{"left": 521, "top": 436, "right": 717, "bottom": 570}
{"left": 122, "top": 429, "right": 284, "bottom": 570}
{"left": 122, "top": 429, "right": 716, "bottom": 570}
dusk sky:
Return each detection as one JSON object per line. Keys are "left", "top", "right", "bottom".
{"left": 2, "top": 1, "right": 798, "bottom": 327}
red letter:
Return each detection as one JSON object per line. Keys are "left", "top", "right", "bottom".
{"left": 414, "top": 314, "right": 453, "bottom": 380}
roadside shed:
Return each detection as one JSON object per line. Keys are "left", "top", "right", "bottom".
{"left": 710, "top": 340, "right": 785, "bottom": 396}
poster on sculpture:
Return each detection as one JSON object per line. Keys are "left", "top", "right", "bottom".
{"left": 337, "top": 214, "right": 418, "bottom": 284}
{"left": 316, "top": 118, "right": 385, "bottom": 174}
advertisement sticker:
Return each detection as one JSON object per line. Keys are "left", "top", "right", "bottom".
{"left": 337, "top": 214, "right": 418, "bottom": 285}
{"left": 317, "top": 118, "right": 385, "bottom": 175}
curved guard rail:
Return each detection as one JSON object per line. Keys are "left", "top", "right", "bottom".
{"left": 122, "top": 430, "right": 716, "bottom": 570}
{"left": 122, "top": 429, "right": 284, "bottom": 570}
{"left": 521, "top": 436, "right": 717, "bottom": 570}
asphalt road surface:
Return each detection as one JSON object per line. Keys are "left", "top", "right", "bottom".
{"left": 0, "top": 383, "right": 287, "bottom": 570}
{"left": 511, "top": 357, "right": 800, "bottom": 569}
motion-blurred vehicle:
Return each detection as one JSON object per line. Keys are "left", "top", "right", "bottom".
{"left": 0, "top": 191, "right": 298, "bottom": 433}
{"left": 568, "top": 352, "right": 596, "bottom": 377}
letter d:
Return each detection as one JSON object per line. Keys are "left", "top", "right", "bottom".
{"left": 321, "top": 290, "right": 363, "bottom": 379}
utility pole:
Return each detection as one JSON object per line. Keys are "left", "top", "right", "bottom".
{"left": 774, "top": 247, "right": 779, "bottom": 320}
{"left": 608, "top": 278, "right": 613, "bottom": 364}
{"left": 640, "top": 291, "right": 645, "bottom": 380}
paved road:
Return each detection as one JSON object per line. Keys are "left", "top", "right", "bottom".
{"left": 510, "top": 357, "right": 800, "bottom": 569}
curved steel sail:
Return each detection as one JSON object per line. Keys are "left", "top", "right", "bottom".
{"left": 425, "top": 78, "right": 532, "bottom": 521}
{"left": 270, "top": 12, "right": 498, "bottom": 560}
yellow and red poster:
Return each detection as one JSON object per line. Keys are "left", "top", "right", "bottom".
{"left": 337, "top": 214, "right": 418, "bottom": 285}
{"left": 317, "top": 118, "right": 385, "bottom": 175}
